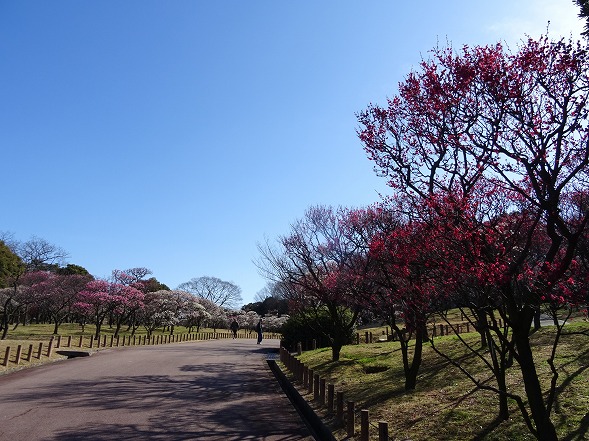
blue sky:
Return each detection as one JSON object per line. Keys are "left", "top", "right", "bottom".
{"left": 0, "top": 1, "right": 583, "bottom": 306}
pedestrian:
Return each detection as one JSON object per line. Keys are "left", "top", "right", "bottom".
{"left": 230, "top": 318, "right": 239, "bottom": 339}
{"left": 256, "top": 318, "right": 263, "bottom": 344}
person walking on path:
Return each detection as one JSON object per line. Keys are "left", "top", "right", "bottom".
{"left": 256, "top": 318, "right": 263, "bottom": 344}
{"left": 230, "top": 318, "right": 239, "bottom": 339}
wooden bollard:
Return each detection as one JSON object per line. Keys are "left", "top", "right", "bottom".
{"left": 466, "top": 323, "right": 470, "bottom": 333}
{"left": 37, "top": 342, "right": 43, "bottom": 359}
{"left": 361, "top": 409, "right": 369, "bottom": 441}
{"left": 109, "top": 336, "right": 114, "bottom": 347}
{"left": 303, "top": 366, "right": 309, "bottom": 388}
{"left": 379, "top": 421, "right": 389, "bottom": 441}
{"left": 56, "top": 335, "right": 61, "bottom": 348}
{"left": 67, "top": 336, "right": 72, "bottom": 347}
{"left": 432, "top": 325, "right": 437, "bottom": 337}
{"left": 313, "top": 374, "right": 320, "bottom": 400}
{"left": 365, "top": 331, "right": 369, "bottom": 343}
{"left": 336, "top": 391, "right": 344, "bottom": 421}
{"left": 78, "top": 335, "right": 84, "bottom": 348}
{"left": 312, "top": 339, "right": 317, "bottom": 350}
{"left": 297, "top": 342, "right": 302, "bottom": 355}
{"left": 327, "top": 384, "right": 335, "bottom": 413}
{"left": 440, "top": 324, "right": 444, "bottom": 336}
{"left": 308, "top": 369, "right": 314, "bottom": 394}
{"left": 320, "top": 378, "right": 326, "bottom": 405}
{"left": 102, "top": 335, "right": 107, "bottom": 347}
{"left": 15, "top": 345, "right": 22, "bottom": 365}
{"left": 26, "top": 344, "right": 33, "bottom": 361}
{"left": 116, "top": 336, "right": 120, "bottom": 347}
{"left": 3, "top": 347, "right": 10, "bottom": 366}
{"left": 347, "top": 401, "right": 355, "bottom": 437}
{"left": 47, "top": 339, "right": 54, "bottom": 357}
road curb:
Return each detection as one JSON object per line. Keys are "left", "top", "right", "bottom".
{"left": 267, "top": 359, "right": 336, "bottom": 441}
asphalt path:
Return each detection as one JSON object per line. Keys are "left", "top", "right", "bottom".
{"left": 0, "top": 337, "right": 315, "bottom": 441}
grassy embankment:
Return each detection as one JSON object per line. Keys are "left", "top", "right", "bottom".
{"left": 288, "top": 313, "right": 589, "bottom": 441}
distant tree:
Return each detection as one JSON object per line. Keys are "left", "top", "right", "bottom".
{"left": 138, "top": 277, "right": 170, "bottom": 292}
{"left": 0, "top": 241, "right": 25, "bottom": 339}
{"left": 17, "top": 236, "right": 69, "bottom": 272}
{"left": 182, "top": 296, "right": 210, "bottom": 332}
{"left": 138, "top": 290, "right": 178, "bottom": 338}
{"left": 574, "top": 0, "right": 589, "bottom": 37}
{"left": 23, "top": 271, "right": 92, "bottom": 334}
{"left": 56, "top": 264, "right": 92, "bottom": 276}
{"left": 177, "top": 276, "right": 242, "bottom": 309}
{"left": 257, "top": 206, "right": 368, "bottom": 361}
{"left": 0, "top": 241, "right": 24, "bottom": 289}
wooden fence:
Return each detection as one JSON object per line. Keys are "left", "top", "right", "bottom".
{"left": 280, "top": 347, "right": 390, "bottom": 441}
{"left": 1, "top": 330, "right": 281, "bottom": 367}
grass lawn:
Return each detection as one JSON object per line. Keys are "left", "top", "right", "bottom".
{"left": 291, "top": 322, "right": 589, "bottom": 441}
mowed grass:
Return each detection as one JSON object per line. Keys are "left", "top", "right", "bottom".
{"left": 293, "top": 322, "right": 589, "bottom": 441}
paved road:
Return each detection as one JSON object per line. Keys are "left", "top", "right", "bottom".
{"left": 0, "top": 338, "right": 315, "bottom": 441}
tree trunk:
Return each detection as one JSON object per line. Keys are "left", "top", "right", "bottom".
{"left": 513, "top": 329, "right": 558, "bottom": 441}
{"left": 331, "top": 344, "right": 342, "bottom": 361}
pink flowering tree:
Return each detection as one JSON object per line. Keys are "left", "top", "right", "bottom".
{"left": 23, "top": 271, "right": 92, "bottom": 335}
{"left": 75, "top": 280, "right": 114, "bottom": 339}
{"left": 257, "top": 206, "right": 370, "bottom": 361}
{"left": 358, "top": 36, "right": 589, "bottom": 440}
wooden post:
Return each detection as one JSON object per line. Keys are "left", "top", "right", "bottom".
{"left": 26, "top": 344, "right": 33, "bottom": 361}
{"left": 67, "top": 336, "right": 72, "bottom": 347}
{"left": 365, "top": 331, "right": 369, "bottom": 343}
{"left": 37, "top": 342, "right": 43, "bottom": 359}
{"left": 102, "top": 335, "right": 107, "bottom": 347}
{"left": 308, "top": 369, "right": 314, "bottom": 394}
{"left": 79, "top": 335, "right": 84, "bottom": 348}
{"left": 297, "top": 342, "right": 302, "bottom": 355}
{"left": 47, "top": 339, "right": 54, "bottom": 357}
{"left": 327, "top": 384, "right": 335, "bottom": 413}
{"left": 3, "top": 347, "right": 10, "bottom": 366}
{"left": 15, "top": 345, "right": 22, "bottom": 365}
{"left": 346, "top": 401, "right": 355, "bottom": 437}
{"left": 378, "top": 421, "right": 389, "bottom": 441}
{"left": 336, "top": 392, "right": 344, "bottom": 421}
{"left": 320, "top": 378, "right": 326, "bottom": 405}
{"left": 313, "top": 374, "right": 320, "bottom": 400}
{"left": 56, "top": 335, "right": 61, "bottom": 348}
{"left": 303, "top": 366, "right": 309, "bottom": 388}
{"left": 109, "top": 335, "right": 114, "bottom": 347}
{"left": 312, "top": 339, "right": 317, "bottom": 350}
{"left": 361, "top": 409, "right": 369, "bottom": 441}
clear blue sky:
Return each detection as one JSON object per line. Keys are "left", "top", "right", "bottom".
{"left": 0, "top": 1, "right": 583, "bottom": 306}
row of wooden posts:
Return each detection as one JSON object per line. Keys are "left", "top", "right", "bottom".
{"left": 1, "top": 330, "right": 280, "bottom": 367}
{"left": 280, "top": 346, "right": 390, "bottom": 441}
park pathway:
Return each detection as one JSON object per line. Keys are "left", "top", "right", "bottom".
{"left": 0, "top": 337, "right": 315, "bottom": 440}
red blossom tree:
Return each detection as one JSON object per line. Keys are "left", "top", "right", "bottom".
{"left": 358, "top": 35, "right": 589, "bottom": 441}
